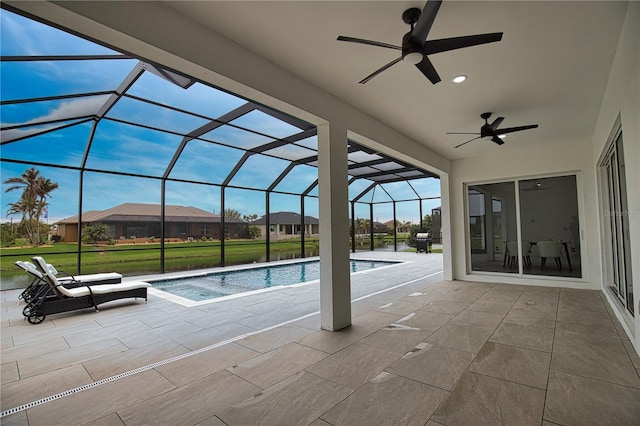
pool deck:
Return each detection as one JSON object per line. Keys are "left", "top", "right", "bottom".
{"left": 2, "top": 250, "right": 640, "bottom": 425}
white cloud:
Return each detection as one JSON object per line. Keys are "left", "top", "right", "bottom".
{"left": 2, "top": 96, "right": 111, "bottom": 131}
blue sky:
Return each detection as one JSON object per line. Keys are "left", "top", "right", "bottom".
{"left": 1, "top": 9, "right": 440, "bottom": 224}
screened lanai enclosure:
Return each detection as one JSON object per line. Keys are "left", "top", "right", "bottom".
{"left": 0, "top": 8, "right": 440, "bottom": 286}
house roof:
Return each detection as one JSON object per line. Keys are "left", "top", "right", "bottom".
{"left": 57, "top": 203, "right": 245, "bottom": 224}
{"left": 251, "top": 211, "right": 319, "bottom": 225}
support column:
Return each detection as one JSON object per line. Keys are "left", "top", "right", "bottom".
{"left": 318, "top": 121, "right": 351, "bottom": 331}
{"left": 266, "top": 193, "right": 271, "bottom": 262}
{"left": 300, "top": 195, "right": 305, "bottom": 258}
{"left": 369, "top": 203, "right": 374, "bottom": 250}
{"left": 350, "top": 202, "right": 356, "bottom": 253}
{"left": 393, "top": 201, "right": 397, "bottom": 252}
{"left": 440, "top": 173, "right": 453, "bottom": 281}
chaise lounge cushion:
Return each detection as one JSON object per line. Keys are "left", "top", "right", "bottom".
{"left": 32, "top": 256, "right": 150, "bottom": 299}
{"left": 56, "top": 281, "right": 151, "bottom": 298}
{"left": 58, "top": 273, "right": 122, "bottom": 284}
{"left": 16, "top": 260, "right": 122, "bottom": 285}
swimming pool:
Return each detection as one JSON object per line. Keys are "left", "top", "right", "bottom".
{"left": 150, "top": 259, "right": 399, "bottom": 302}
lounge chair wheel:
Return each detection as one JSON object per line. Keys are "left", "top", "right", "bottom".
{"left": 27, "top": 310, "right": 45, "bottom": 324}
{"left": 22, "top": 305, "right": 32, "bottom": 317}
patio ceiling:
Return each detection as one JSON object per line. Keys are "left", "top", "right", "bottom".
{"left": 156, "top": 1, "right": 628, "bottom": 161}
{"left": 0, "top": 7, "right": 439, "bottom": 207}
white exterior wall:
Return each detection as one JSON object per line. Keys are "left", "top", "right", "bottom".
{"left": 592, "top": 2, "right": 640, "bottom": 350}
{"left": 450, "top": 138, "right": 599, "bottom": 289}
{"left": 448, "top": 2, "right": 639, "bottom": 352}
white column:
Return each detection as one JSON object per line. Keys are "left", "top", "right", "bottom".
{"left": 440, "top": 173, "right": 454, "bottom": 281}
{"left": 317, "top": 121, "right": 351, "bottom": 331}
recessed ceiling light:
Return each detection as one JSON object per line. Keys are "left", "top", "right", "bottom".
{"left": 452, "top": 75, "right": 467, "bottom": 83}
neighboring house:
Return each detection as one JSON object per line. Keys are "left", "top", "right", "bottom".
{"left": 56, "top": 203, "right": 247, "bottom": 242}
{"left": 372, "top": 221, "right": 388, "bottom": 234}
{"left": 383, "top": 220, "right": 410, "bottom": 234}
{"left": 251, "top": 212, "right": 319, "bottom": 240}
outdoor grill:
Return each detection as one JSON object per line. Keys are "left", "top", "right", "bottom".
{"left": 415, "top": 233, "right": 432, "bottom": 253}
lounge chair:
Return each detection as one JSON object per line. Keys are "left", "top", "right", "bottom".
{"left": 19, "top": 256, "right": 150, "bottom": 324}
{"left": 14, "top": 260, "right": 122, "bottom": 304}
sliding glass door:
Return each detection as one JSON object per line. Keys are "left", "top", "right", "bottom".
{"left": 467, "top": 182, "right": 517, "bottom": 274}
{"left": 519, "top": 175, "right": 581, "bottom": 278}
{"left": 602, "top": 130, "right": 633, "bottom": 315}
{"left": 467, "top": 175, "right": 582, "bottom": 278}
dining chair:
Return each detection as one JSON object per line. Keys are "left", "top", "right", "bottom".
{"left": 537, "top": 240, "right": 564, "bottom": 270}
{"left": 506, "top": 240, "right": 532, "bottom": 269}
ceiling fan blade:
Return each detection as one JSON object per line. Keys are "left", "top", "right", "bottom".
{"left": 446, "top": 132, "right": 480, "bottom": 135}
{"left": 415, "top": 57, "right": 441, "bottom": 84}
{"left": 411, "top": 1, "right": 442, "bottom": 44}
{"left": 337, "top": 36, "right": 401, "bottom": 51}
{"left": 496, "top": 124, "right": 539, "bottom": 135}
{"left": 424, "top": 33, "right": 503, "bottom": 55}
{"left": 490, "top": 117, "right": 504, "bottom": 130}
{"left": 454, "top": 136, "right": 481, "bottom": 148}
{"left": 492, "top": 136, "right": 505, "bottom": 145}
{"left": 359, "top": 57, "right": 402, "bottom": 84}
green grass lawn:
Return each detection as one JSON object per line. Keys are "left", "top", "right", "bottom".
{"left": 0, "top": 237, "right": 442, "bottom": 290}
{"left": 0, "top": 239, "right": 320, "bottom": 289}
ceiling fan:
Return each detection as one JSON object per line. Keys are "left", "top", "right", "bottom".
{"left": 337, "top": 0, "right": 503, "bottom": 84}
{"left": 448, "top": 112, "right": 539, "bottom": 148}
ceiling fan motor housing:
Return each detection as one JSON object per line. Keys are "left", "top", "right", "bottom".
{"left": 480, "top": 125, "right": 493, "bottom": 139}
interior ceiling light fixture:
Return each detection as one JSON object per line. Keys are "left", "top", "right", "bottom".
{"left": 452, "top": 75, "right": 467, "bottom": 83}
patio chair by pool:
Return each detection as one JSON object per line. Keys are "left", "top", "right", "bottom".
{"left": 19, "top": 256, "right": 150, "bottom": 324}
{"left": 14, "top": 260, "right": 122, "bottom": 303}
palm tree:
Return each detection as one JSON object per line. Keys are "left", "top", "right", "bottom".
{"left": 4, "top": 167, "right": 58, "bottom": 245}
{"left": 403, "top": 220, "right": 413, "bottom": 233}
{"left": 224, "top": 208, "right": 242, "bottom": 220}
{"left": 355, "top": 218, "right": 371, "bottom": 235}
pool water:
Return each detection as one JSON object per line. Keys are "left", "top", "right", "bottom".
{"left": 151, "top": 259, "right": 398, "bottom": 302}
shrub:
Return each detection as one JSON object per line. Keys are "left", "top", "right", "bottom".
{"left": 0, "top": 224, "right": 16, "bottom": 247}
{"left": 81, "top": 223, "right": 112, "bottom": 245}
{"left": 248, "top": 225, "right": 261, "bottom": 239}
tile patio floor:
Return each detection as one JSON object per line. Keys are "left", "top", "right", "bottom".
{"left": 1, "top": 252, "right": 639, "bottom": 425}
